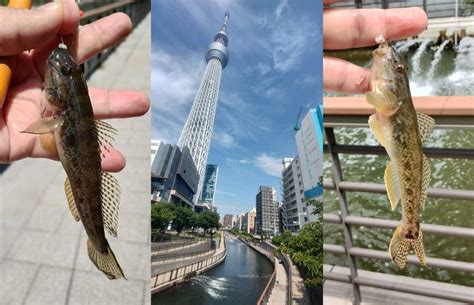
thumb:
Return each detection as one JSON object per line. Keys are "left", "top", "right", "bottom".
{"left": 0, "top": 0, "right": 80, "bottom": 56}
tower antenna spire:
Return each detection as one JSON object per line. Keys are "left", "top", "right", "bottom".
{"left": 222, "top": 12, "right": 230, "bottom": 31}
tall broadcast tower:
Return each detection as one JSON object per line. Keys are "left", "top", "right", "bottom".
{"left": 178, "top": 12, "right": 230, "bottom": 204}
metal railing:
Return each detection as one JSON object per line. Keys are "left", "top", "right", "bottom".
{"left": 323, "top": 113, "right": 473, "bottom": 304}
{"left": 80, "top": 0, "right": 151, "bottom": 78}
{"left": 329, "top": 0, "right": 473, "bottom": 18}
{"left": 151, "top": 244, "right": 216, "bottom": 263}
{"left": 151, "top": 234, "right": 226, "bottom": 293}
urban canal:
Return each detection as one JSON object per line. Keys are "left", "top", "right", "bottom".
{"left": 152, "top": 236, "right": 274, "bottom": 305}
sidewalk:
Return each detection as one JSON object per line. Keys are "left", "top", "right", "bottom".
{"left": 0, "top": 13, "right": 151, "bottom": 305}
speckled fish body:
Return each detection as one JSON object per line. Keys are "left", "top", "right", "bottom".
{"left": 366, "top": 36, "right": 434, "bottom": 269}
{"left": 24, "top": 46, "right": 125, "bottom": 279}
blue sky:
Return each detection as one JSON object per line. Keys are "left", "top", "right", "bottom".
{"left": 151, "top": 0, "right": 322, "bottom": 217}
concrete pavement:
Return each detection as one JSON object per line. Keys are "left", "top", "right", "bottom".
{"left": 0, "top": 13, "right": 151, "bottom": 305}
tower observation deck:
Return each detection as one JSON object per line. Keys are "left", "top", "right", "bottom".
{"left": 178, "top": 12, "right": 230, "bottom": 205}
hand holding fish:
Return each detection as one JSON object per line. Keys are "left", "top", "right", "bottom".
{"left": 0, "top": 3, "right": 149, "bottom": 172}
{"left": 322, "top": 4, "right": 428, "bottom": 93}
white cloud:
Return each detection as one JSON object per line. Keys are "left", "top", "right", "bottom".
{"left": 215, "top": 190, "right": 238, "bottom": 197}
{"left": 226, "top": 158, "right": 250, "bottom": 164}
{"left": 151, "top": 49, "right": 204, "bottom": 142}
{"left": 275, "top": 0, "right": 288, "bottom": 19}
{"left": 255, "top": 153, "right": 283, "bottom": 177}
{"left": 213, "top": 131, "right": 238, "bottom": 149}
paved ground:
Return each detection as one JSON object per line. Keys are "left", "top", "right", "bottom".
{"left": 0, "top": 14, "right": 151, "bottom": 305}
{"left": 324, "top": 265, "right": 473, "bottom": 305}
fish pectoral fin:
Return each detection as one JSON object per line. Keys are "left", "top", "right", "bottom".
{"left": 416, "top": 112, "right": 435, "bottom": 143}
{"left": 21, "top": 117, "right": 64, "bottom": 134}
{"left": 384, "top": 161, "right": 401, "bottom": 210}
{"left": 64, "top": 177, "right": 80, "bottom": 222}
{"left": 420, "top": 154, "right": 431, "bottom": 210}
{"left": 368, "top": 114, "right": 387, "bottom": 147}
{"left": 87, "top": 239, "right": 126, "bottom": 280}
{"left": 366, "top": 91, "right": 399, "bottom": 114}
{"left": 101, "top": 172, "right": 121, "bottom": 237}
{"left": 95, "top": 120, "right": 117, "bottom": 158}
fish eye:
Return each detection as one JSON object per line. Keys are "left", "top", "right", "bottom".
{"left": 396, "top": 63, "right": 405, "bottom": 72}
{"left": 61, "top": 65, "right": 72, "bottom": 76}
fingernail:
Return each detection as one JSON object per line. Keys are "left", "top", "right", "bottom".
{"left": 39, "top": 2, "right": 58, "bottom": 10}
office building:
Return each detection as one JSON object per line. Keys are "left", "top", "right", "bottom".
{"left": 151, "top": 143, "right": 199, "bottom": 208}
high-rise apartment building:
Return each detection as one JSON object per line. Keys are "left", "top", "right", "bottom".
{"left": 281, "top": 157, "right": 309, "bottom": 231}
{"left": 255, "top": 186, "right": 279, "bottom": 236}
{"left": 295, "top": 106, "right": 323, "bottom": 219}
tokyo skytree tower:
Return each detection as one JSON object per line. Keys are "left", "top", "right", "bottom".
{"left": 178, "top": 12, "right": 230, "bottom": 203}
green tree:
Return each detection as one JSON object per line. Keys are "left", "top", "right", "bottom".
{"left": 305, "top": 197, "right": 323, "bottom": 217}
{"left": 172, "top": 205, "right": 195, "bottom": 234}
{"left": 278, "top": 221, "right": 323, "bottom": 287}
{"left": 151, "top": 203, "right": 176, "bottom": 232}
{"left": 197, "top": 210, "right": 220, "bottom": 238}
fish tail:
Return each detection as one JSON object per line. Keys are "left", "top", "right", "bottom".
{"left": 87, "top": 239, "right": 126, "bottom": 280}
{"left": 389, "top": 226, "right": 426, "bottom": 269}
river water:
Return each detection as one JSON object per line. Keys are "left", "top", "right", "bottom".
{"left": 152, "top": 236, "right": 274, "bottom": 305}
{"left": 323, "top": 37, "right": 474, "bottom": 287}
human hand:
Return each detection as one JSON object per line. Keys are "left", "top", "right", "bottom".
{"left": 323, "top": 2, "right": 428, "bottom": 93}
{"left": 0, "top": 1, "right": 150, "bottom": 172}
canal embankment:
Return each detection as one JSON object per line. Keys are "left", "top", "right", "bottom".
{"left": 151, "top": 233, "right": 226, "bottom": 294}
{"left": 152, "top": 233, "right": 274, "bottom": 305}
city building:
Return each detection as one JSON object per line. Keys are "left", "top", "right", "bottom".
{"left": 178, "top": 13, "right": 230, "bottom": 203}
{"left": 295, "top": 106, "right": 324, "bottom": 219}
{"left": 246, "top": 208, "right": 256, "bottom": 234}
{"left": 151, "top": 143, "right": 199, "bottom": 208}
{"left": 241, "top": 213, "right": 248, "bottom": 232}
{"left": 151, "top": 139, "right": 161, "bottom": 166}
{"left": 255, "top": 186, "right": 279, "bottom": 236}
{"left": 280, "top": 156, "right": 309, "bottom": 231}
{"left": 200, "top": 164, "right": 219, "bottom": 207}
{"left": 223, "top": 214, "right": 233, "bottom": 228}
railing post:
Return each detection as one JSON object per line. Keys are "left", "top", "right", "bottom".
{"left": 325, "top": 127, "right": 361, "bottom": 305}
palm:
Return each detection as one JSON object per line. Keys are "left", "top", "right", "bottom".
{"left": 0, "top": 13, "right": 149, "bottom": 172}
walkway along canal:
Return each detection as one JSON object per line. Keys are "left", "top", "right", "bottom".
{"left": 152, "top": 233, "right": 274, "bottom": 305}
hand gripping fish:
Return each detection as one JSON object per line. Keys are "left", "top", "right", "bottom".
{"left": 22, "top": 44, "right": 126, "bottom": 279}
{"left": 366, "top": 35, "right": 435, "bottom": 269}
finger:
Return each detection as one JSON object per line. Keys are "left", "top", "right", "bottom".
{"left": 33, "top": 13, "right": 132, "bottom": 79}
{"left": 101, "top": 149, "right": 126, "bottom": 172}
{"left": 89, "top": 88, "right": 150, "bottom": 119}
{"left": 324, "top": 8, "right": 427, "bottom": 50}
{"left": 31, "top": 137, "right": 126, "bottom": 172}
{"left": 323, "top": 56, "right": 371, "bottom": 94}
{"left": 0, "top": 0, "right": 80, "bottom": 56}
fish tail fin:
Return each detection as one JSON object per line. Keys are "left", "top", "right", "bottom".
{"left": 87, "top": 239, "right": 127, "bottom": 280}
{"left": 389, "top": 226, "right": 426, "bottom": 269}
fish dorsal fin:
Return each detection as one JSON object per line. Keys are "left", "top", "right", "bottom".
{"left": 95, "top": 120, "right": 118, "bottom": 158}
{"left": 416, "top": 112, "right": 435, "bottom": 143}
{"left": 64, "top": 177, "right": 80, "bottom": 222}
{"left": 384, "top": 161, "right": 401, "bottom": 210}
{"left": 101, "top": 172, "right": 121, "bottom": 237}
{"left": 21, "top": 117, "right": 64, "bottom": 134}
{"left": 368, "top": 114, "right": 387, "bottom": 147}
{"left": 420, "top": 154, "right": 431, "bottom": 210}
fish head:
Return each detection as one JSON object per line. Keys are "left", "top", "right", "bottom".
{"left": 43, "top": 47, "right": 81, "bottom": 109}
{"left": 368, "top": 38, "right": 407, "bottom": 116}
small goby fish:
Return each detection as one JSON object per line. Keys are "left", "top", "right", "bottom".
{"left": 366, "top": 35, "right": 435, "bottom": 269}
{"left": 23, "top": 44, "right": 125, "bottom": 279}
